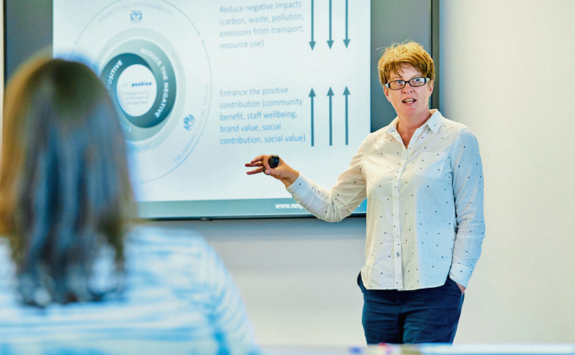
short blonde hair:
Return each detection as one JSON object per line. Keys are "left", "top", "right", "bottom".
{"left": 378, "top": 41, "right": 435, "bottom": 86}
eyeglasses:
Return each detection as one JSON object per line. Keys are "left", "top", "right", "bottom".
{"left": 385, "top": 77, "right": 430, "bottom": 90}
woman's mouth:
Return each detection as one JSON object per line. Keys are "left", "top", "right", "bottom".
{"left": 402, "top": 98, "right": 416, "bottom": 104}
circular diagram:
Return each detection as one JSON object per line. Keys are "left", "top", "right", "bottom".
{"left": 71, "top": 1, "right": 211, "bottom": 182}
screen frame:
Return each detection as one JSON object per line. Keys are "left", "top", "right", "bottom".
{"left": 3, "top": 0, "right": 440, "bottom": 220}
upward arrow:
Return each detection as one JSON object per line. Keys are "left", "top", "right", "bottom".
{"left": 344, "top": 87, "right": 350, "bottom": 145}
{"left": 327, "top": 0, "right": 334, "bottom": 49}
{"left": 309, "top": 89, "right": 316, "bottom": 146}
{"left": 344, "top": 0, "right": 350, "bottom": 47}
{"left": 328, "top": 88, "right": 334, "bottom": 145}
{"left": 309, "top": 0, "right": 316, "bottom": 50}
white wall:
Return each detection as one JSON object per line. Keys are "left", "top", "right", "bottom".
{"left": 151, "top": 0, "right": 574, "bottom": 346}
{"left": 438, "top": 0, "right": 575, "bottom": 343}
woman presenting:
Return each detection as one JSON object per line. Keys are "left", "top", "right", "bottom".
{"left": 245, "top": 42, "right": 485, "bottom": 344}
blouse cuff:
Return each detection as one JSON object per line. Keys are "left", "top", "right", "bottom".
{"left": 286, "top": 173, "right": 319, "bottom": 210}
{"left": 286, "top": 173, "right": 311, "bottom": 195}
{"left": 449, "top": 264, "right": 473, "bottom": 289}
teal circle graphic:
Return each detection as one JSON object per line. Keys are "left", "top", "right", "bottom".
{"left": 100, "top": 41, "right": 177, "bottom": 129}
{"left": 67, "top": 1, "right": 212, "bottom": 182}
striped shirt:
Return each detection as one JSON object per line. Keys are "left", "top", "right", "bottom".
{"left": 0, "top": 226, "right": 260, "bottom": 355}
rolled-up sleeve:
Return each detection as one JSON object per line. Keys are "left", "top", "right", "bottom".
{"left": 449, "top": 128, "right": 486, "bottom": 288}
{"left": 287, "top": 139, "right": 367, "bottom": 223}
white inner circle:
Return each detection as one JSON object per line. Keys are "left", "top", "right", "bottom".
{"left": 116, "top": 64, "right": 157, "bottom": 117}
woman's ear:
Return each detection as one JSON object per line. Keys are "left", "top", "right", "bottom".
{"left": 428, "top": 80, "right": 435, "bottom": 97}
{"left": 383, "top": 87, "right": 391, "bottom": 102}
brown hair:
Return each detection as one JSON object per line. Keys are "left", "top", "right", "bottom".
{"left": 378, "top": 41, "right": 435, "bottom": 86}
{"left": 0, "top": 56, "right": 134, "bottom": 306}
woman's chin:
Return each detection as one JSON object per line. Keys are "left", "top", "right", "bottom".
{"left": 398, "top": 107, "right": 426, "bottom": 120}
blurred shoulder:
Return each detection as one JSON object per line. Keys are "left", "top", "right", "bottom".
{"left": 125, "top": 225, "right": 216, "bottom": 260}
{"left": 123, "top": 225, "right": 224, "bottom": 287}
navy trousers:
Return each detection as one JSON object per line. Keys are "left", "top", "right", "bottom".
{"left": 357, "top": 273, "right": 464, "bottom": 344}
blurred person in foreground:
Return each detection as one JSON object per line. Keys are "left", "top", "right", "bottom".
{"left": 0, "top": 57, "right": 259, "bottom": 355}
{"left": 246, "top": 42, "right": 485, "bottom": 344}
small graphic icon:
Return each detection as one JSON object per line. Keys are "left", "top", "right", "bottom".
{"left": 130, "top": 10, "right": 142, "bottom": 23}
{"left": 184, "top": 115, "right": 196, "bottom": 131}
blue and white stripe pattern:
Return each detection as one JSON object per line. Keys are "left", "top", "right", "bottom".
{"left": 0, "top": 226, "right": 260, "bottom": 355}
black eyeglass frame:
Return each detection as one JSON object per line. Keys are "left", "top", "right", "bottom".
{"left": 384, "top": 77, "right": 431, "bottom": 90}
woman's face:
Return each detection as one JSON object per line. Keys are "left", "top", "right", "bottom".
{"left": 383, "top": 65, "right": 434, "bottom": 122}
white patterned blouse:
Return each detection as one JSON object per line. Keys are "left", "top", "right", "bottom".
{"left": 288, "top": 110, "right": 485, "bottom": 291}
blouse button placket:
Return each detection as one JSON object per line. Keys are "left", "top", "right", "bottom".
{"left": 391, "top": 142, "right": 408, "bottom": 289}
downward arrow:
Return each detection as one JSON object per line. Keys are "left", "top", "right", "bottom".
{"left": 309, "top": 0, "right": 316, "bottom": 50}
{"left": 327, "top": 0, "right": 334, "bottom": 49}
{"left": 343, "top": 0, "right": 350, "bottom": 47}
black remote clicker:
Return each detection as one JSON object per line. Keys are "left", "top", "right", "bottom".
{"left": 269, "top": 155, "right": 280, "bottom": 168}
